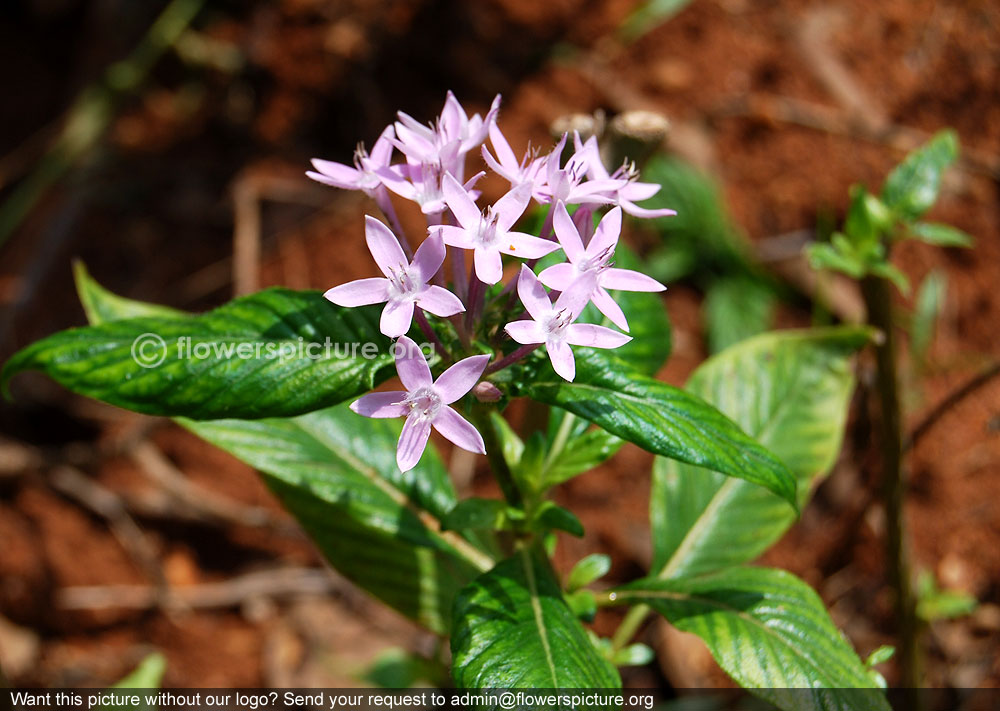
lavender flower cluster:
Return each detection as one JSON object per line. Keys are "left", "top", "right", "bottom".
{"left": 308, "top": 92, "right": 674, "bottom": 471}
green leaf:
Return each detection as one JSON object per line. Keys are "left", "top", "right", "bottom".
{"left": 611, "top": 643, "right": 654, "bottom": 667}
{"left": 641, "top": 157, "right": 754, "bottom": 284}
{"left": 543, "top": 410, "right": 623, "bottom": 488}
{"left": 620, "top": 0, "right": 695, "bottom": 42}
{"left": 805, "top": 241, "right": 867, "bottom": 279}
{"left": 75, "top": 262, "right": 185, "bottom": 323}
{"left": 882, "top": 129, "right": 959, "bottom": 220}
{"left": 843, "top": 185, "right": 892, "bottom": 249}
{"left": 870, "top": 261, "right": 911, "bottom": 295}
{"left": 363, "top": 648, "right": 441, "bottom": 689}
{"left": 615, "top": 567, "right": 889, "bottom": 711}
{"left": 451, "top": 549, "right": 620, "bottom": 690}
{"left": 442, "top": 498, "right": 509, "bottom": 532}
{"left": 915, "top": 570, "right": 978, "bottom": 621}
{"left": 532, "top": 501, "right": 584, "bottom": 537}
{"left": 566, "top": 553, "right": 612, "bottom": 592}
{"left": 184, "top": 406, "right": 489, "bottom": 632}
{"left": 652, "top": 328, "right": 872, "bottom": 578}
{"left": 3, "top": 287, "right": 395, "bottom": 419}
{"left": 577, "top": 244, "right": 672, "bottom": 376}
{"left": 110, "top": 652, "right": 167, "bottom": 689}
{"left": 566, "top": 589, "right": 598, "bottom": 622}
{"left": 490, "top": 412, "right": 524, "bottom": 473}
{"left": 526, "top": 349, "right": 797, "bottom": 506}
{"left": 865, "top": 645, "right": 895, "bottom": 668}
{"left": 71, "top": 267, "right": 490, "bottom": 633}
{"left": 703, "top": 277, "right": 775, "bottom": 354}
{"left": 911, "top": 270, "right": 947, "bottom": 365}
{"left": 909, "top": 221, "right": 974, "bottom": 248}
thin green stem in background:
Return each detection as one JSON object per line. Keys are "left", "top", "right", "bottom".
{"left": 0, "top": 0, "right": 206, "bottom": 246}
{"left": 471, "top": 405, "right": 523, "bottom": 510}
{"left": 861, "top": 274, "right": 921, "bottom": 698}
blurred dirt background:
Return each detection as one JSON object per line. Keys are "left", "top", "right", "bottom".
{"left": 0, "top": 0, "right": 998, "bottom": 695}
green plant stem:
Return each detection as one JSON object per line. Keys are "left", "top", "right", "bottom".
{"left": 376, "top": 190, "right": 413, "bottom": 261}
{"left": 0, "top": 0, "right": 206, "bottom": 246}
{"left": 414, "top": 309, "right": 450, "bottom": 362}
{"left": 542, "top": 411, "right": 576, "bottom": 474}
{"left": 471, "top": 406, "right": 523, "bottom": 510}
{"left": 611, "top": 603, "right": 650, "bottom": 651}
{"left": 484, "top": 343, "right": 541, "bottom": 376}
{"left": 861, "top": 274, "right": 921, "bottom": 694}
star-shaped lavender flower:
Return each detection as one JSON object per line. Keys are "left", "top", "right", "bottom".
{"left": 533, "top": 133, "right": 626, "bottom": 207}
{"left": 324, "top": 216, "right": 463, "bottom": 337}
{"left": 538, "top": 204, "right": 666, "bottom": 332}
{"left": 307, "top": 126, "right": 394, "bottom": 198}
{"left": 573, "top": 134, "right": 678, "bottom": 219}
{"left": 436, "top": 174, "right": 561, "bottom": 285}
{"left": 505, "top": 266, "right": 631, "bottom": 382}
{"left": 393, "top": 92, "right": 500, "bottom": 176}
{"left": 351, "top": 336, "right": 489, "bottom": 472}
{"left": 481, "top": 123, "right": 544, "bottom": 190}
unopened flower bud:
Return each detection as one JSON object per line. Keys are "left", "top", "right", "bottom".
{"left": 473, "top": 381, "right": 503, "bottom": 403}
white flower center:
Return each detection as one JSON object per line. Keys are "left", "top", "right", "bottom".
{"left": 542, "top": 308, "right": 573, "bottom": 343}
{"left": 353, "top": 144, "right": 381, "bottom": 191}
{"left": 475, "top": 208, "right": 501, "bottom": 248}
{"left": 576, "top": 245, "right": 615, "bottom": 275}
{"left": 386, "top": 265, "right": 419, "bottom": 301}
{"left": 402, "top": 386, "right": 442, "bottom": 422}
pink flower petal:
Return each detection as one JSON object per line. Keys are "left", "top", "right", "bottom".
{"left": 411, "top": 232, "right": 446, "bottom": 283}
{"left": 482, "top": 144, "right": 513, "bottom": 183}
{"left": 622, "top": 181, "right": 660, "bottom": 201}
{"left": 489, "top": 123, "right": 518, "bottom": 173}
{"left": 492, "top": 183, "right": 531, "bottom": 233}
{"left": 350, "top": 391, "right": 408, "bottom": 418}
{"left": 441, "top": 173, "right": 482, "bottom": 229}
{"left": 546, "top": 133, "right": 568, "bottom": 186}
{"left": 553, "top": 271, "right": 598, "bottom": 319}
{"left": 369, "top": 126, "right": 395, "bottom": 166}
{"left": 537, "top": 263, "right": 576, "bottom": 291}
{"left": 380, "top": 299, "right": 415, "bottom": 338}
{"left": 473, "top": 247, "right": 504, "bottom": 285}
{"left": 572, "top": 207, "right": 596, "bottom": 247}
{"left": 516, "top": 266, "right": 553, "bottom": 321}
{"left": 566, "top": 323, "right": 632, "bottom": 349}
{"left": 366, "top": 216, "right": 408, "bottom": 277}
{"left": 324, "top": 278, "right": 390, "bottom": 307}
{"left": 441, "top": 90, "right": 465, "bottom": 138}
{"left": 307, "top": 160, "right": 362, "bottom": 189}
{"left": 433, "top": 406, "right": 486, "bottom": 454}
{"left": 396, "top": 417, "right": 432, "bottom": 472}
{"left": 619, "top": 202, "right": 675, "bottom": 219}
{"left": 552, "top": 201, "right": 585, "bottom": 262}
{"left": 588, "top": 206, "right": 622, "bottom": 258}
{"left": 416, "top": 285, "right": 465, "bottom": 317}
{"left": 547, "top": 340, "right": 576, "bottom": 382}
{"left": 504, "top": 320, "right": 545, "bottom": 345}
{"left": 375, "top": 166, "right": 417, "bottom": 202}
{"left": 501, "top": 232, "right": 562, "bottom": 259}
{"left": 591, "top": 287, "right": 629, "bottom": 332}
{"left": 436, "top": 225, "right": 475, "bottom": 250}
{"left": 601, "top": 267, "right": 666, "bottom": 292}
{"left": 620, "top": 203, "right": 677, "bottom": 219}
{"left": 394, "top": 335, "right": 433, "bottom": 390}
{"left": 310, "top": 158, "right": 359, "bottom": 179}
{"left": 434, "top": 354, "right": 490, "bottom": 404}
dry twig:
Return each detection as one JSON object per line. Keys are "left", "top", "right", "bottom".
{"left": 58, "top": 567, "right": 338, "bottom": 611}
